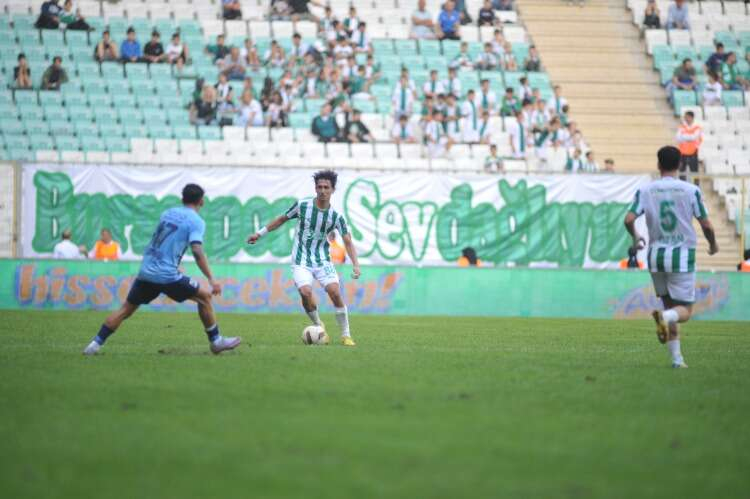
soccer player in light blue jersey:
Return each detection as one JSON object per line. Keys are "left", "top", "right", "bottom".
{"left": 247, "top": 170, "right": 361, "bottom": 346}
{"left": 83, "top": 184, "right": 241, "bottom": 355}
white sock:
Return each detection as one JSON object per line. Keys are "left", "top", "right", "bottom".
{"left": 307, "top": 309, "right": 321, "bottom": 326}
{"left": 662, "top": 309, "right": 679, "bottom": 324}
{"left": 667, "top": 339, "right": 684, "bottom": 364}
{"left": 335, "top": 306, "right": 350, "bottom": 337}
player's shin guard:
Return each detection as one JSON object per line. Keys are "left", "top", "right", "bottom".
{"left": 335, "top": 306, "right": 350, "bottom": 337}
{"left": 94, "top": 324, "right": 115, "bottom": 345}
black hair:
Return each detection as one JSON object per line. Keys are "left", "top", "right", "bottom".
{"left": 53, "top": 56, "right": 62, "bottom": 63}
{"left": 182, "top": 183, "right": 205, "bottom": 204}
{"left": 657, "top": 145, "right": 681, "bottom": 171}
{"left": 293, "top": 32, "right": 301, "bottom": 38}
{"left": 462, "top": 247, "right": 478, "bottom": 265}
{"left": 127, "top": 26, "right": 135, "bottom": 34}
{"left": 682, "top": 57, "right": 691, "bottom": 64}
{"left": 17, "top": 52, "right": 25, "bottom": 60}
{"left": 716, "top": 42, "right": 724, "bottom": 49}
{"left": 685, "top": 110, "right": 695, "bottom": 118}
{"left": 313, "top": 170, "right": 338, "bottom": 189}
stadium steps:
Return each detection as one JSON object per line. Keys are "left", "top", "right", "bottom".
{"left": 694, "top": 185, "right": 743, "bottom": 271}
{"left": 517, "top": 0, "right": 676, "bottom": 173}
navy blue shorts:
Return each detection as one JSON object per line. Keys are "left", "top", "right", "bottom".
{"left": 126, "top": 276, "right": 200, "bottom": 305}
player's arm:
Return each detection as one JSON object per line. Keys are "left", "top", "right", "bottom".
{"left": 698, "top": 217, "right": 719, "bottom": 255}
{"left": 623, "top": 212, "right": 645, "bottom": 252}
{"left": 341, "top": 233, "right": 361, "bottom": 279}
{"left": 247, "top": 214, "right": 289, "bottom": 244}
{"left": 191, "top": 243, "right": 221, "bottom": 295}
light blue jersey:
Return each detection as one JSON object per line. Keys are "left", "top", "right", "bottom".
{"left": 138, "top": 206, "right": 206, "bottom": 284}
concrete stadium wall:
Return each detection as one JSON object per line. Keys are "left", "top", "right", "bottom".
{"left": 0, "top": 163, "right": 16, "bottom": 258}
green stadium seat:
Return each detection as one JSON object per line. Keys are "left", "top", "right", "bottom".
{"left": 80, "top": 136, "right": 107, "bottom": 151}
{"left": 67, "top": 105, "right": 93, "bottom": 121}
{"left": 112, "top": 93, "right": 137, "bottom": 108}
{"left": 379, "top": 54, "right": 401, "bottom": 69}
{"left": 0, "top": 104, "right": 16, "bottom": 118}
{"left": 8, "top": 147, "right": 35, "bottom": 161}
{"left": 39, "top": 91, "right": 63, "bottom": 107}
{"left": 29, "top": 133, "right": 55, "bottom": 151}
{"left": 137, "top": 94, "right": 161, "bottom": 109}
{"left": 123, "top": 124, "right": 148, "bottom": 138}
{"left": 372, "top": 39, "right": 395, "bottom": 54}
{"left": 288, "top": 112, "right": 312, "bottom": 128}
{"left": 107, "top": 79, "right": 131, "bottom": 95}
{"left": 86, "top": 16, "right": 105, "bottom": 33}
{"left": 4, "top": 134, "right": 30, "bottom": 149}
{"left": 42, "top": 29, "right": 65, "bottom": 45}
{"left": 198, "top": 126, "right": 222, "bottom": 140}
{"left": 419, "top": 39, "right": 441, "bottom": 57}
{"left": 62, "top": 92, "right": 87, "bottom": 107}
{"left": 480, "top": 71, "right": 503, "bottom": 87}
{"left": 149, "top": 64, "right": 172, "bottom": 80}
{"left": 722, "top": 91, "right": 745, "bottom": 108}
{"left": 305, "top": 98, "right": 326, "bottom": 114}
{"left": 197, "top": 67, "right": 219, "bottom": 83}
{"left": 394, "top": 39, "right": 418, "bottom": 55}
{"left": 65, "top": 30, "right": 89, "bottom": 46}
{"left": 55, "top": 135, "right": 81, "bottom": 151}
{"left": 24, "top": 119, "right": 50, "bottom": 135}
{"left": 12, "top": 14, "right": 37, "bottom": 31}
{"left": 76, "top": 61, "right": 100, "bottom": 77}
{"left": 14, "top": 90, "right": 38, "bottom": 106}
{"left": 125, "top": 63, "right": 149, "bottom": 79}
{"left": 411, "top": 69, "right": 429, "bottom": 87}
{"left": 108, "top": 17, "right": 129, "bottom": 37}
{"left": 18, "top": 104, "right": 44, "bottom": 120}
{"left": 93, "top": 107, "right": 119, "bottom": 124}
{"left": 178, "top": 19, "right": 201, "bottom": 36}
{"left": 104, "top": 136, "right": 130, "bottom": 152}
{"left": 17, "top": 31, "right": 40, "bottom": 47}
{"left": 153, "top": 20, "right": 175, "bottom": 37}
{"left": 376, "top": 100, "right": 391, "bottom": 115}
{"left": 0, "top": 90, "right": 13, "bottom": 105}
{"left": 88, "top": 93, "right": 113, "bottom": 108}
{"left": 143, "top": 108, "right": 168, "bottom": 126}
{"left": 178, "top": 79, "right": 195, "bottom": 95}
{"left": 130, "top": 79, "right": 155, "bottom": 94}
{"left": 0, "top": 118, "right": 24, "bottom": 135}
{"left": 118, "top": 108, "right": 144, "bottom": 124}
{"left": 527, "top": 72, "right": 551, "bottom": 89}
{"left": 48, "top": 119, "right": 75, "bottom": 135}
{"left": 160, "top": 95, "right": 183, "bottom": 109}
{"left": 155, "top": 80, "right": 178, "bottom": 96}
{"left": 148, "top": 124, "right": 173, "bottom": 139}
{"left": 83, "top": 80, "right": 108, "bottom": 95}
{"left": 46, "top": 45, "right": 73, "bottom": 62}
{"left": 672, "top": 89, "right": 697, "bottom": 115}
{"left": 673, "top": 46, "right": 697, "bottom": 62}
{"left": 351, "top": 98, "right": 376, "bottom": 114}
{"left": 401, "top": 55, "right": 425, "bottom": 69}
{"left": 74, "top": 121, "right": 99, "bottom": 137}
{"left": 172, "top": 125, "right": 197, "bottom": 140}
{"left": 424, "top": 56, "right": 448, "bottom": 72}
{"left": 98, "top": 123, "right": 124, "bottom": 137}
{"left": 69, "top": 45, "right": 94, "bottom": 61}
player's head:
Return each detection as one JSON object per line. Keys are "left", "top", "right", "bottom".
{"left": 657, "top": 145, "right": 681, "bottom": 173}
{"left": 182, "top": 183, "right": 205, "bottom": 208}
{"left": 313, "top": 170, "right": 338, "bottom": 200}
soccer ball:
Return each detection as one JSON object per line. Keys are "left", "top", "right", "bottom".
{"left": 302, "top": 325, "right": 329, "bottom": 345}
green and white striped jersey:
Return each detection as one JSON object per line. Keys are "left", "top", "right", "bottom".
{"left": 628, "top": 176, "right": 708, "bottom": 273}
{"left": 286, "top": 197, "right": 349, "bottom": 267}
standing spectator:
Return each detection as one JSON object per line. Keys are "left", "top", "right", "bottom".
{"left": 166, "top": 32, "right": 188, "bottom": 71}
{"left": 95, "top": 30, "right": 119, "bottom": 62}
{"left": 311, "top": 103, "right": 339, "bottom": 142}
{"left": 89, "top": 229, "right": 122, "bottom": 261}
{"left": 531, "top": 99, "right": 550, "bottom": 131}
{"left": 676, "top": 110, "right": 702, "bottom": 181}
{"left": 266, "top": 91, "right": 287, "bottom": 127}
{"left": 60, "top": 0, "right": 91, "bottom": 30}
{"left": 475, "top": 42, "right": 499, "bottom": 70}
{"left": 705, "top": 42, "right": 727, "bottom": 74}
{"left": 391, "top": 114, "right": 417, "bottom": 143}
{"left": 392, "top": 73, "right": 416, "bottom": 117}
{"left": 222, "top": 0, "right": 242, "bottom": 20}
{"left": 666, "top": 0, "right": 690, "bottom": 30}
{"left": 53, "top": 229, "right": 86, "bottom": 259}
{"left": 477, "top": 0, "right": 498, "bottom": 26}
{"left": 120, "top": 27, "right": 144, "bottom": 64}
{"left": 351, "top": 22, "right": 372, "bottom": 54}
{"left": 350, "top": 65, "right": 371, "bottom": 99}
{"left": 345, "top": 110, "right": 373, "bottom": 143}
{"left": 41, "top": 56, "right": 68, "bottom": 90}
{"left": 411, "top": 0, "right": 436, "bottom": 39}
{"left": 484, "top": 144, "right": 504, "bottom": 173}
{"left": 475, "top": 79, "right": 497, "bottom": 114}
{"left": 643, "top": 0, "right": 661, "bottom": 29}
{"left": 524, "top": 45, "right": 542, "bottom": 72}
{"left": 566, "top": 148, "right": 585, "bottom": 172}
{"left": 423, "top": 69, "right": 445, "bottom": 99}
{"left": 288, "top": 33, "right": 309, "bottom": 64}
{"left": 720, "top": 52, "right": 741, "bottom": 90}
{"left": 144, "top": 31, "right": 167, "bottom": 63}
{"left": 583, "top": 151, "right": 600, "bottom": 172}
{"left": 191, "top": 84, "right": 218, "bottom": 125}
{"left": 343, "top": 6, "right": 360, "bottom": 35}
{"left": 437, "top": 1, "right": 461, "bottom": 41}
{"left": 241, "top": 38, "right": 261, "bottom": 69}
{"left": 477, "top": 110, "right": 493, "bottom": 144}
{"left": 490, "top": 28, "right": 506, "bottom": 56}
{"left": 442, "top": 67, "right": 462, "bottom": 98}
{"left": 461, "top": 89, "right": 481, "bottom": 142}
{"left": 500, "top": 87, "right": 520, "bottom": 116}
{"left": 547, "top": 85, "right": 568, "bottom": 115}
{"left": 424, "top": 111, "right": 451, "bottom": 158}
{"left": 221, "top": 46, "right": 247, "bottom": 80}
{"left": 206, "top": 34, "right": 231, "bottom": 63}
{"left": 668, "top": 58, "right": 697, "bottom": 99}
{"left": 508, "top": 110, "right": 529, "bottom": 159}
{"left": 14, "top": 54, "right": 31, "bottom": 89}
{"left": 235, "top": 89, "right": 264, "bottom": 127}
{"left": 35, "top": 0, "right": 61, "bottom": 29}
{"left": 443, "top": 93, "right": 462, "bottom": 142}
{"left": 518, "top": 76, "right": 532, "bottom": 101}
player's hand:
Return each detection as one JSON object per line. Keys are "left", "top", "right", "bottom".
{"left": 247, "top": 233, "right": 260, "bottom": 245}
{"left": 632, "top": 237, "right": 646, "bottom": 251}
{"left": 209, "top": 279, "right": 222, "bottom": 296}
{"left": 708, "top": 243, "right": 719, "bottom": 255}
{"left": 351, "top": 265, "right": 361, "bottom": 279}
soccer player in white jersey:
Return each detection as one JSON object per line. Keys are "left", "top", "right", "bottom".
{"left": 624, "top": 146, "right": 718, "bottom": 368}
{"left": 247, "top": 170, "right": 361, "bottom": 346}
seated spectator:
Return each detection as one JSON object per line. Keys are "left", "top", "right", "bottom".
{"left": 222, "top": 0, "right": 242, "bottom": 20}
{"left": 643, "top": 0, "right": 661, "bottom": 29}
{"left": 500, "top": 87, "right": 520, "bottom": 116}
{"left": 288, "top": 33, "right": 309, "bottom": 63}
{"left": 53, "top": 229, "right": 86, "bottom": 259}
{"left": 484, "top": 144, "right": 504, "bottom": 173}
{"left": 264, "top": 40, "right": 287, "bottom": 68}
{"left": 457, "top": 247, "right": 481, "bottom": 266}
{"left": 332, "top": 36, "right": 353, "bottom": 67}
{"left": 583, "top": 151, "right": 599, "bottom": 172}
{"left": 215, "top": 73, "right": 234, "bottom": 106}
{"left": 290, "top": 0, "right": 324, "bottom": 23}
{"left": 490, "top": 28, "right": 506, "bottom": 56}
{"left": 451, "top": 41, "right": 474, "bottom": 70}
{"left": 95, "top": 30, "right": 119, "bottom": 62}
{"left": 705, "top": 42, "right": 726, "bottom": 74}
{"left": 476, "top": 79, "right": 497, "bottom": 114}
{"left": 666, "top": 0, "right": 689, "bottom": 30}
{"left": 120, "top": 27, "right": 144, "bottom": 64}
{"left": 35, "top": 0, "right": 61, "bottom": 29}
{"left": 89, "top": 229, "right": 121, "bottom": 261}
{"left": 518, "top": 77, "right": 532, "bottom": 101}
{"left": 191, "top": 84, "right": 217, "bottom": 125}
{"left": 41, "top": 56, "right": 68, "bottom": 90}
{"left": 442, "top": 67, "right": 461, "bottom": 98}
{"left": 144, "top": 31, "right": 167, "bottom": 63}
{"left": 259, "top": 76, "right": 274, "bottom": 111}
{"left": 437, "top": 1, "right": 461, "bottom": 40}
{"left": 236, "top": 89, "right": 264, "bottom": 127}
{"left": 221, "top": 46, "right": 247, "bottom": 80}
{"left": 350, "top": 65, "right": 371, "bottom": 99}
{"left": 241, "top": 76, "right": 255, "bottom": 98}
{"left": 351, "top": 22, "right": 372, "bottom": 54}
{"left": 206, "top": 34, "right": 230, "bottom": 63}
{"left": 524, "top": 45, "right": 542, "bottom": 72}
{"left": 391, "top": 114, "right": 417, "bottom": 143}
{"left": 500, "top": 42, "right": 517, "bottom": 71}
{"left": 364, "top": 53, "right": 381, "bottom": 82}
{"left": 269, "top": 0, "right": 293, "bottom": 20}
{"left": 668, "top": 58, "right": 697, "bottom": 98}
{"left": 60, "top": 0, "right": 90, "bottom": 30}
{"left": 266, "top": 91, "right": 287, "bottom": 127}
{"left": 318, "top": 5, "right": 337, "bottom": 36}
{"left": 477, "top": 110, "right": 493, "bottom": 144}
{"left": 14, "top": 54, "right": 31, "bottom": 89}
{"left": 392, "top": 73, "right": 416, "bottom": 117}
{"left": 477, "top": 0, "right": 498, "bottom": 26}
{"left": 603, "top": 158, "right": 615, "bottom": 172}
{"left": 461, "top": 89, "right": 481, "bottom": 142}
{"left": 411, "top": 0, "right": 436, "bottom": 39}
{"left": 566, "top": 148, "right": 585, "bottom": 172}
{"left": 721, "top": 52, "right": 742, "bottom": 90}
{"left": 240, "top": 38, "right": 261, "bottom": 69}
{"left": 311, "top": 103, "right": 339, "bottom": 142}
{"left": 475, "top": 42, "right": 499, "bottom": 70}
{"left": 492, "top": 0, "right": 514, "bottom": 10}
{"left": 345, "top": 110, "right": 373, "bottom": 143}
{"left": 343, "top": 6, "right": 360, "bottom": 35}
{"left": 531, "top": 99, "right": 550, "bottom": 133}
{"left": 423, "top": 111, "right": 449, "bottom": 157}
{"left": 422, "top": 70, "right": 445, "bottom": 99}
{"left": 166, "top": 32, "right": 188, "bottom": 71}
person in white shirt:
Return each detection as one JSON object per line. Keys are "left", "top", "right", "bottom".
{"left": 343, "top": 6, "right": 360, "bottom": 34}
{"left": 565, "top": 148, "right": 585, "bottom": 173}
{"left": 475, "top": 42, "right": 499, "bottom": 71}
{"left": 452, "top": 41, "right": 474, "bottom": 70}
{"left": 461, "top": 89, "right": 481, "bottom": 143}
{"left": 490, "top": 28, "right": 506, "bottom": 57}
{"left": 392, "top": 74, "right": 416, "bottom": 117}
{"left": 332, "top": 36, "right": 353, "bottom": 67}
{"left": 236, "top": 89, "right": 264, "bottom": 127}
{"left": 443, "top": 94, "right": 462, "bottom": 142}
{"left": 288, "top": 33, "right": 310, "bottom": 63}
{"left": 53, "top": 229, "right": 86, "bottom": 259}
{"left": 583, "top": 151, "right": 600, "bottom": 173}
{"left": 442, "top": 67, "right": 462, "bottom": 99}
{"left": 530, "top": 99, "right": 550, "bottom": 133}
{"left": 508, "top": 111, "right": 530, "bottom": 159}
{"left": 484, "top": 144, "right": 504, "bottom": 173}
{"left": 534, "top": 116, "right": 564, "bottom": 162}
{"left": 474, "top": 79, "right": 497, "bottom": 115}
{"left": 546, "top": 85, "right": 568, "bottom": 116}
{"left": 702, "top": 71, "right": 722, "bottom": 106}
{"left": 391, "top": 114, "right": 417, "bottom": 143}
{"left": 518, "top": 76, "right": 533, "bottom": 102}
{"left": 422, "top": 70, "right": 445, "bottom": 99}
{"left": 500, "top": 42, "right": 517, "bottom": 71}
{"left": 423, "top": 111, "right": 452, "bottom": 158}
{"left": 350, "top": 22, "right": 371, "bottom": 54}
{"left": 166, "top": 32, "right": 188, "bottom": 71}
{"left": 411, "top": 0, "right": 436, "bottom": 39}
{"left": 477, "top": 110, "right": 493, "bottom": 144}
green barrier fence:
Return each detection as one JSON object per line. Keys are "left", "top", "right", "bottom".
{"left": 2, "top": 259, "right": 749, "bottom": 320}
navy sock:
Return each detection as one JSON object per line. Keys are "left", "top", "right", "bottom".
{"left": 205, "top": 324, "right": 220, "bottom": 343}
{"left": 94, "top": 324, "right": 114, "bottom": 345}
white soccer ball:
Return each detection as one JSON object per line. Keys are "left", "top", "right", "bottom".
{"left": 302, "top": 325, "right": 329, "bottom": 345}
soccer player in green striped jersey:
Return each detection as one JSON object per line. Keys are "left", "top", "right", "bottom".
{"left": 624, "top": 146, "right": 719, "bottom": 368}
{"left": 247, "top": 170, "right": 361, "bottom": 346}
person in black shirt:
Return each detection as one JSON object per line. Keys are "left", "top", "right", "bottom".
{"left": 144, "top": 31, "right": 167, "bottom": 63}
{"left": 207, "top": 34, "right": 231, "bottom": 63}
{"left": 477, "top": 0, "right": 497, "bottom": 26}
{"left": 191, "top": 84, "right": 218, "bottom": 125}
{"left": 14, "top": 53, "right": 32, "bottom": 89}
{"left": 344, "top": 110, "right": 373, "bottom": 143}
{"left": 35, "top": 0, "right": 61, "bottom": 29}
{"left": 290, "top": 0, "right": 324, "bottom": 22}
{"left": 42, "top": 56, "right": 68, "bottom": 90}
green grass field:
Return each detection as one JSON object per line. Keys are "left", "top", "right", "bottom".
{"left": 1, "top": 310, "right": 748, "bottom": 499}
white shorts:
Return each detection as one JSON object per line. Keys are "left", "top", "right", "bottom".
{"left": 650, "top": 272, "right": 696, "bottom": 304}
{"left": 292, "top": 262, "right": 339, "bottom": 289}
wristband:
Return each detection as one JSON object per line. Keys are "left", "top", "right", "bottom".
{"left": 258, "top": 226, "right": 268, "bottom": 237}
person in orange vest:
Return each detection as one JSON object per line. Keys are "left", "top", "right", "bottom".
{"left": 89, "top": 228, "right": 122, "bottom": 261}
{"left": 675, "top": 110, "right": 702, "bottom": 183}
{"left": 328, "top": 232, "right": 346, "bottom": 264}
{"left": 457, "top": 247, "right": 481, "bottom": 267}
{"left": 739, "top": 249, "right": 750, "bottom": 272}
{"left": 618, "top": 246, "right": 646, "bottom": 269}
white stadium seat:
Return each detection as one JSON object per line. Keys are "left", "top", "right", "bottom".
{"left": 272, "top": 21, "right": 295, "bottom": 39}
{"left": 205, "top": 140, "right": 230, "bottom": 157}
{"left": 35, "top": 150, "right": 59, "bottom": 162}
{"left": 247, "top": 127, "right": 271, "bottom": 142}
{"left": 249, "top": 21, "right": 272, "bottom": 38}
{"left": 222, "top": 126, "right": 247, "bottom": 142}
{"left": 85, "top": 151, "right": 110, "bottom": 164}
{"left": 225, "top": 20, "right": 248, "bottom": 38}
{"left": 296, "top": 22, "right": 317, "bottom": 39}
{"left": 271, "top": 127, "right": 295, "bottom": 143}
{"left": 504, "top": 159, "right": 528, "bottom": 172}
{"left": 180, "top": 139, "right": 204, "bottom": 156}
{"left": 202, "top": 19, "right": 225, "bottom": 38}
{"left": 155, "top": 139, "right": 179, "bottom": 155}
{"left": 645, "top": 29, "right": 667, "bottom": 54}
{"left": 131, "top": 138, "right": 154, "bottom": 153}
{"left": 110, "top": 152, "right": 134, "bottom": 164}
{"left": 148, "top": 4, "right": 173, "bottom": 20}
{"left": 61, "top": 151, "right": 85, "bottom": 163}
{"left": 668, "top": 30, "right": 691, "bottom": 47}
